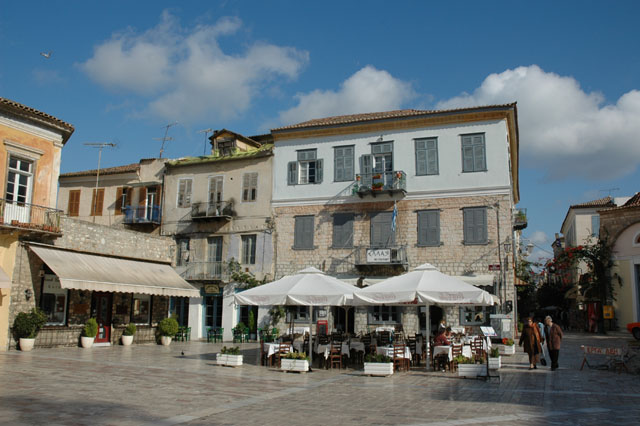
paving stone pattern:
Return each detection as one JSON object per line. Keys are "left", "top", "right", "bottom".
{"left": 1, "top": 332, "right": 639, "bottom": 426}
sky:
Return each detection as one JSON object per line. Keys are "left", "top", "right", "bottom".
{"left": 1, "top": 1, "right": 639, "bottom": 265}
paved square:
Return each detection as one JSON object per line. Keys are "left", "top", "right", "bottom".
{"left": 1, "top": 333, "right": 639, "bottom": 425}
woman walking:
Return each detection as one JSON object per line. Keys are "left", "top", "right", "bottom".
{"left": 519, "top": 317, "right": 543, "bottom": 370}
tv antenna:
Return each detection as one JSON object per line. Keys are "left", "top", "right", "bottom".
{"left": 599, "top": 187, "right": 620, "bottom": 197}
{"left": 197, "top": 128, "right": 213, "bottom": 155}
{"left": 154, "top": 122, "right": 178, "bottom": 158}
{"left": 84, "top": 142, "right": 116, "bottom": 222}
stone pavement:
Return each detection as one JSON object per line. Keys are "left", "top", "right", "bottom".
{"left": 1, "top": 332, "right": 639, "bottom": 426}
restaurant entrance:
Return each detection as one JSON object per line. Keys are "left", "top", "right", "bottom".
{"left": 333, "top": 307, "right": 354, "bottom": 334}
{"left": 92, "top": 292, "right": 112, "bottom": 344}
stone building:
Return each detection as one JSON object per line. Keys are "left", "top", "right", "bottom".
{"left": 269, "top": 105, "right": 521, "bottom": 337}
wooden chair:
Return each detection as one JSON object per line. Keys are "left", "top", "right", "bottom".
{"left": 393, "top": 343, "right": 409, "bottom": 372}
{"left": 329, "top": 341, "right": 342, "bottom": 369}
{"left": 379, "top": 331, "right": 391, "bottom": 346}
{"left": 275, "top": 343, "right": 291, "bottom": 368}
{"left": 471, "top": 337, "right": 486, "bottom": 361}
{"left": 362, "top": 334, "right": 376, "bottom": 356}
{"left": 450, "top": 343, "right": 463, "bottom": 372}
{"left": 407, "top": 335, "right": 419, "bottom": 366}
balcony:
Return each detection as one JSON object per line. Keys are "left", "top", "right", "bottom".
{"left": 513, "top": 208, "right": 527, "bottom": 230}
{"left": 354, "top": 245, "right": 408, "bottom": 267}
{"left": 0, "top": 198, "right": 61, "bottom": 234}
{"left": 179, "top": 261, "right": 229, "bottom": 281}
{"left": 353, "top": 171, "right": 407, "bottom": 198}
{"left": 124, "top": 205, "right": 161, "bottom": 225}
{"left": 191, "top": 201, "right": 234, "bottom": 221}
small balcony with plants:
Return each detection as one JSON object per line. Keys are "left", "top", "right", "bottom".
{"left": 352, "top": 171, "right": 407, "bottom": 198}
{"left": 513, "top": 208, "right": 527, "bottom": 230}
{"left": 0, "top": 198, "right": 62, "bottom": 234}
{"left": 191, "top": 200, "right": 235, "bottom": 221}
{"left": 123, "top": 205, "right": 161, "bottom": 226}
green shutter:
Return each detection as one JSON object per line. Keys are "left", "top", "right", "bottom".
{"left": 288, "top": 161, "right": 297, "bottom": 185}
{"left": 315, "top": 159, "right": 323, "bottom": 183}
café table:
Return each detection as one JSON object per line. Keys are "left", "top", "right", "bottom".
{"left": 377, "top": 345, "right": 411, "bottom": 359}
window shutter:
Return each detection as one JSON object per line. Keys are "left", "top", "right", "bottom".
{"left": 479, "top": 208, "right": 487, "bottom": 243}
{"left": 303, "top": 216, "right": 314, "bottom": 248}
{"left": 463, "top": 209, "right": 473, "bottom": 243}
{"left": 462, "top": 137, "right": 474, "bottom": 172}
{"left": 139, "top": 187, "right": 147, "bottom": 204}
{"left": 185, "top": 180, "right": 192, "bottom": 205}
{"left": 294, "top": 217, "right": 303, "bottom": 248}
{"left": 115, "top": 187, "right": 124, "bottom": 215}
{"left": 473, "top": 143, "right": 485, "bottom": 171}
{"left": 427, "top": 142, "right": 438, "bottom": 175}
{"left": 68, "top": 190, "right": 80, "bottom": 216}
{"left": 417, "top": 211, "right": 428, "bottom": 245}
{"left": 155, "top": 185, "right": 162, "bottom": 208}
{"left": 94, "top": 189, "right": 104, "bottom": 216}
{"left": 344, "top": 147, "right": 353, "bottom": 180}
{"left": 288, "top": 161, "right": 297, "bottom": 185}
{"left": 126, "top": 187, "right": 133, "bottom": 206}
{"left": 360, "top": 154, "right": 374, "bottom": 187}
{"left": 416, "top": 143, "right": 427, "bottom": 176}
{"left": 315, "top": 159, "right": 323, "bottom": 183}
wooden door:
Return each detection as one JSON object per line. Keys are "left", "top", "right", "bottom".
{"left": 93, "top": 292, "right": 112, "bottom": 343}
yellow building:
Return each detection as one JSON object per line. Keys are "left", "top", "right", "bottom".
{"left": 0, "top": 98, "right": 74, "bottom": 350}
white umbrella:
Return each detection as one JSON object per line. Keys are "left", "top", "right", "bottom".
{"left": 353, "top": 263, "right": 494, "bottom": 345}
{"left": 234, "top": 266, "right": 355, "bottom": 366}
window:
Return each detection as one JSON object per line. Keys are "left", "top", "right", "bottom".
{"left": 463, "top": 207, "right": 488, "bottom": 245}
{"left": 208, "top": 236, "right": 223, "bottom": 278}
{"left": 288, "top": 306, "right": 310, "bottom": 322}
{"left": 332, "top": 213, "right": 354, "bottom": 248}
{"left": 241, "top": 234, "right": 256, "bottom": 264}
{"left": 294, "top": 216, "right": 314, "bottom": 249}
{"left": 5, "top": 156, "right": 33, "bottom": 205}
{"left": 68, "top": 190, "right": 80, "bottom": 217}
{"left": 360, "top": 142, "right": 393, "bottom": 189}
{"left": 334, "top": 146, "right": 354, "bottom": 182}
{"left": 131, "top": 294, "right": 151, "bottom": 324}
{"left": 41, "top": 274, "right": 67, "bottom": 325}
{"left": 370, "top": 211, "right": 395, "bottom": 248}
{"left": 176, "top": 238, "right": 190, "bottom": 266}
{"left": 90, "top": 188, "right": 104, "bottom": 216}
{"left": 460, "top": 306, "right": 487, "bottom": 325}
{"left": 370, "top": 306, "right": 400, "bottom": 323}
{"left": 177, "top": 178, "right": 193, "bottom": 208}
{"left": 288, "top": 149, "right": 323, "bottom": 185}
{"left": 417, "top": 210, "right": 440, "bottom": 246}
{"left": 591, "top": 215, "right": 600, "bottom": 237}
{"left": 461, "top": 133, "right": 486, "bottom": 172}
{"left": 415, "top": 138, "right": 438, "bottom": 175}
{"left": 242, "top": 173, "right": 258, "bottom": 201}
{"left": 114, "top": 187, "right": 126, "bottom": 216}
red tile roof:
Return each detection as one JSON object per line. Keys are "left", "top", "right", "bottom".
{"left": 622, "top": 192, "right": 640, "bottom": 207}
{"left": 0, "top": 97, "right": 74, "bottom": 142}
{"left": 570, "top": 196, "right": 615, "bottom": 209}
{"left": 272, "top": 103, "right": 517, "bottom": 131}
{"left": 60, "top": 163, "right": 140, "bottom": 178}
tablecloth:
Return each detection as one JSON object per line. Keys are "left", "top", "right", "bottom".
{"left": 377, "top": 345, "right": 411, "bottom": 359}
{"left": 263, "top": 342, "right": 292, "bottom": 358}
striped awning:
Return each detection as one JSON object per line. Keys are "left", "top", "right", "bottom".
{"left": 29, "top": 245, "right": 199, "bottom": 298}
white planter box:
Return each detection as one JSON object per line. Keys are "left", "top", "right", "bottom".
{"left": 160, "top": 336, "right": 172, "bottom": 346}
{"left": 281, "top": 359, "right": 309, "bottom": 372}
{"left": 499, "top": 345, "right": 515, "bottom": 355}
{"left": 80, "top": 336, "right": 95, "bottom": 348}
{"left": 216, "top": 354, "right": 243, "bottom": 367}
{"left": 19, "top": 338, "right": 35, "bottom": 352}
{"left": 363, "top": 362, "right": 394, "bottom": 376}
{"left": 488, "top": 356, "right": 501, "bottom": 369}
{"left": 458, "top": 364, "right": 487, "bottom": 378}
{"left": 121, "top": 335, "right": 134, "bottom": 346}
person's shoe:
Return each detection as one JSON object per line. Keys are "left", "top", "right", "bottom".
{"left": 529, "top": 366, "right": 534, "bottom": 370}
{"left": 534, "top": 365, "right": 537, "bottom": 369}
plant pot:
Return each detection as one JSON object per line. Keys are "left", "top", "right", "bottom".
{"left": 488, "top": 356, "right": 501, "bottom": 369}
{"left": 499, "top": 345, "right": 515, "bottom": 355}
{"left": 121, "top": 335, "right": 134, "bottom": 346}
{"left": 216, "top": 354, "right": 243, "bottom": 367}
{"left": 364, "top": 362, "right": 394, "bottom": 376}
{"left": 458, "top": 364, "right": 487, "bottom": 378}
{"left": 160, "top": 336, "right": 172, "bottom": 346}
{"left": 80, "top": 336, "right": 95, "bottom": 348}
{"left": 19, "top": 338, "right": 35, "bottom": 352}
{"left": 281, "top": 359, "right": 309, "bottom": 372}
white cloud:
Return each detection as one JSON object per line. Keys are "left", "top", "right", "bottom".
{"left": 277, "top": 66, "right": 415, "bottom": 126}
{"left": 528, "top": 230, "right": 549, "bottom": 245}
{"left": 80, "top": 12, "right": 308, "bottom": 123}
{"left": 437, "top": 65, "right": 640, "bottom": 180}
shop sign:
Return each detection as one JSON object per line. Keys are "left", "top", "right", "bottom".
{"left": 204, "top": 284, "right": 220, "bottom": 294}
{"left": 488, "top": 264, "right": 501, "bottom": 271}
{"left": 367, "top": 249, "right": 390, "bottom": 263}
{"left": 603, "top": 305, "right": 614, "bottom": 319}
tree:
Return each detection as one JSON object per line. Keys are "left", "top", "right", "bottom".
{"left": 227, "top": 259, "right": 267, "bottom": 289}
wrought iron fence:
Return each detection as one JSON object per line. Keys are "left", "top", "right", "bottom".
{"left": 191, "top": 201, "right": 234, "bottom": 219}
{"left": 354, "top": 171, "right": 406, "bottom": 194}
{"left": 180, "top": 261, "right": 229, "bottom": 281}
{"left": 123, "top": 205, "right": 161, "bottom": 224}
{"left": 0, "top": 198, "right": 61, "bottom": 232}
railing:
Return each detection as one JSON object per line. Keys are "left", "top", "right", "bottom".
{"left": 0, "top": 198, "right": 61, "bottom": 233}
{"left": 353, "top": 171, "right": 407, "bottom": 195}
{"left": 123, "top": 205, "right": 161, "bottom": 224}
{"left": 513, "top": 208, "right": 527, "bottom": 230}
{"left": 191, "top": 201, "right": 234, "bottom": 220}
{"left": 180, "top": 261, "right": 229, "bottom": 281}
{"left": 353, "top": 245, "right": 408, "bottom": 266}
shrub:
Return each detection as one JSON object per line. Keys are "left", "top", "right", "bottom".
{"left": 284, "top": 352, "right": 309, "bottom": 362}
{"left": 83, "top": 318, "right": 98, "bottom": 338}
{"left": 453, "top": 355, "right": 475, "bottom": 364}
{"left": 123, "top": 323, "right": 137, "bottom": 336}
{"left": 220, "top": 346, "right": 241, "bottom": 355}
{"left": 12, "top": 308, "right": 47, "bottom": 339}
{"left": 364, "top": 353, "right": 391, "bottom": 363}
{"left": 158, "top": 317, "right": 179, "bottom": 337}
{"left": 235, "top": 322, "right": 246, "bottom": 331}
{"left": 502, "top": 338, "right": 514, "bottom": 346}
{"left": 490, "top": 347, "right": 500, "bottom": 358}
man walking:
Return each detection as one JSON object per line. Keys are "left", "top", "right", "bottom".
{"left": 544, "top": 315, "right": 564, "bottom": 370}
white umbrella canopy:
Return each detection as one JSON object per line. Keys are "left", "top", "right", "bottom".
{"left": 234, "top": 267, "right": 355, "bottom": 306}
{"left": 352, "top": 263, "right": 494, "bottom": 306}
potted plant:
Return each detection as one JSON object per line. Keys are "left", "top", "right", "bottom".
{"left": 488, "top": 347, "right": 501, "bottom": 369}
{"left": 122, "top": 323, "right": 136, "bottom": 346}
{"left": 281, "top": 352, "right": 310, "bottom": 372}
{"left": 455, "top": 355, "right": 487, "bottom": 377}
{"left": 233, "top": 322, "right": 246, "bottom": 343}
{"left": 216, "top": 346, "right": 243, "bottom": 367}
{"left": 371, "top": 182, "right": 384, "bottom": 191}
{"left": 248, "top": 310, "right": 256, "bottom": 341}
{"left": 363, "top": 353, "right": 394, "bottom": 376}
{"left": 12, "top": 308, "right": 47, "bottom": 352}
{"left": 158, "top": 317, "right": 179, "bottom": 346}
{"left": 81, "top": 318, "right": 98, "bottom": 348}
{"left": 499, "top": 338, "right": 515, "bottom": 355}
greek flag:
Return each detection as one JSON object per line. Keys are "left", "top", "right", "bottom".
{"left": 391, "top": 202, "right": 397, "bottom": 232}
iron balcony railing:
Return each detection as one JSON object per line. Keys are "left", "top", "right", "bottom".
{"left": 513, "top": 208, "right": 527, "bottom": 230}
{"left": 0, "top": 198, "right": 61, "bottom": 233}
{"left": 353, "top": 245, "right": 408, "bottom": 266}
{"left": 191, "top": 201, "right": 234, "bottom": 220}
{"left": 123, "top": 205, "right": 161, "bottom": 224}
{"left": 179, "top": 261, "right": 229, "bottom": 281}
{"left": 353, "top": 171, "right": 407, "bottom": 195}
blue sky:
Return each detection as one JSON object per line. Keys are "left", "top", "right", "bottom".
{"left": 2, "top": 1, "right": 639, "bottom": 264}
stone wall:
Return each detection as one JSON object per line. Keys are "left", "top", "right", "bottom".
{"left": 600, "top": 206, "right": 640, "bottom": 242}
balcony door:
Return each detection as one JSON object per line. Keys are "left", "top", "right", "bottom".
{"left": 207, "top": 236, "right": 223, "bottom": 278}
{"left": 372, "top": 142, "right": 393, "bottom": 189}
{"left": 145, "top": 187, "right": 157, "bottom": 221}
{"left": 4, "top": 156, "right": 33, "bottom": 223}
{"left": 208, "top": 176, "right": 223, "bottom": 215}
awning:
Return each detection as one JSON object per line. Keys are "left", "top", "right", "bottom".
{"left": 0, "top": 265, "right": 11, "bottom": 289}
{"left": 455, "top": 274, "right": 496, "bottom": 287}
{"left": 29, "top": 245, "right": 200, "bottom": 298}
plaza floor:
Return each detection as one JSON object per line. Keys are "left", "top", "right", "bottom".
{"left": 1, "top": 332, "right": 639, "bottom": 426}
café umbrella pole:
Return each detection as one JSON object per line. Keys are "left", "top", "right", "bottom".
{"left": 426, "top": 303, "right": 430, "bottom": 371}
{"left": 308, "top": 306, "right": 313, "bottom": 369}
